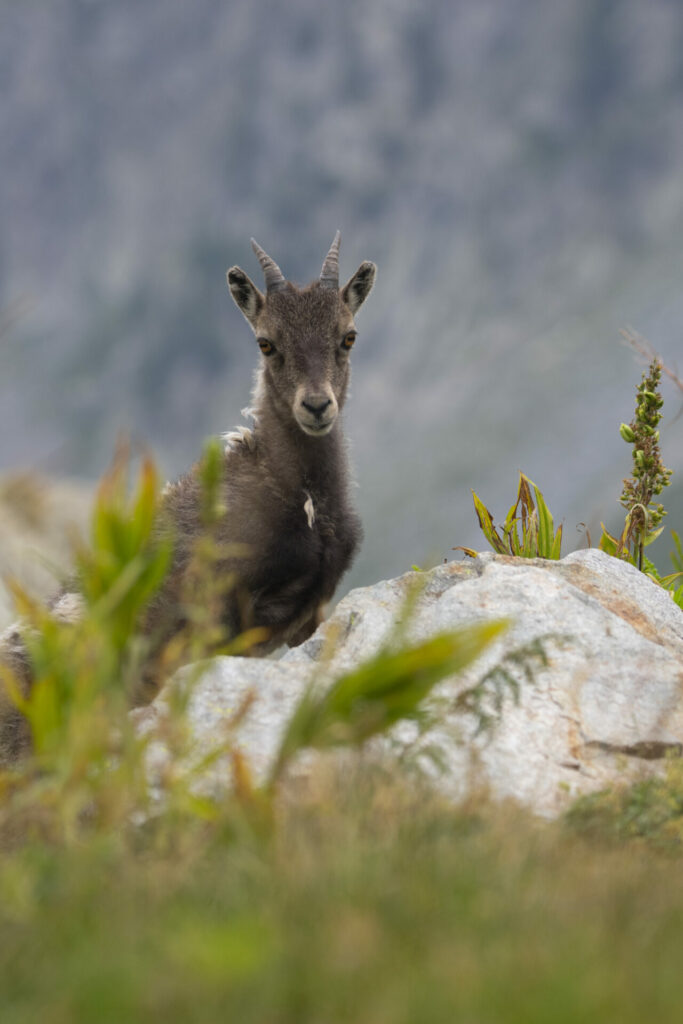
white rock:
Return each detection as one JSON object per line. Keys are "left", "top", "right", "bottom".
{"left": 136, "top": 550, "right": 683, "bottom": 817}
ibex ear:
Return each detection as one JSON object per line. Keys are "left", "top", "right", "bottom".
{"left": 227, "top": 266, "right": 264, "bottom": 328}
{"left": 341, "top": 261, "right": 376, "bottom": 314}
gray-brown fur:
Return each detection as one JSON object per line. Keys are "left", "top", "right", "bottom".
{"left": 0, "top": 626, "right": 32, "bottom": 762}
{"left": 0, "top": 236, "right": 376, "bottom": 760}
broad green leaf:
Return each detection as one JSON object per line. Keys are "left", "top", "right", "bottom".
{"left": 27, "top": 677, "right": 62, "bottom": 755}
{"left": 505, "top": 499, "right": 520, "bottom": 557}
{"left": 271, "top": 619, "right": 508, "bottom": 784}
{"left": 550, "top": 525, "right": 563, "bottom": 561}
{"left": 504, "top": 515, "right": 521, "bottom": 556}
{"left": 643, "top": 526, "right": 666, "bottom": 548}
{"left": 199, "top": 438, "right": 226, "bottom": 526}
{"left": 517, "top": 474, "right": 534, "bottom": 526}
{"left": 130, "top": 456, "right": 159, "bottom": 551}
{"left": 522, "top": 508, "right": 538, "bottom": 558}
{"left": 471, "top": 491, "right": 507, "bottom": 554}
{"left": 503, "top": 499, "right": 520, "bottom": 534}
{"left": 528, "top": 476, "right": 559, "bottom": 559}
{"left": 670, "top": 531, "right": 683, "bottom": 573}
{"left": 659, "top": 570, "right": 683, "bottom": 587}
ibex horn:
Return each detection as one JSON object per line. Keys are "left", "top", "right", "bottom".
{"left": 319, "top": 230, "right": 341, "bottom": 289}
{"left": 251, "top": 239, "right": 287, "bottom": 293}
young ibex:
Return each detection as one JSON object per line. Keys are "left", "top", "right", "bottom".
{"left": 149, "top": 233, "right": 376, "bottom": 664}
{"left": 0, "top": 234, "right": 376, "bottom": 759}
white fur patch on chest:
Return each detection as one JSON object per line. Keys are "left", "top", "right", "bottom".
{"left": 303, "top": 491, "right": 316, "bottom": 529}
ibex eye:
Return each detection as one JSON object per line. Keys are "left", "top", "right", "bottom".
{"left": 258, "top": 338, "right": 275, "bottom": 356}
{"left": 341, "top": 331, "right": 357, "bottom": 350}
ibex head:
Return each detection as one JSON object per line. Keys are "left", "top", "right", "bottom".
{"left": 227, "top": 233, "right": 376, "bottom": 437}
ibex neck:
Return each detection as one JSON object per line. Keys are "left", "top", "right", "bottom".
{"left": 255, "top": 399, "right": 350, "bottom": 500}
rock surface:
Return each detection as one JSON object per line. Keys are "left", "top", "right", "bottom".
{"left": 136, "top": 550, "right": 683, "bottom": 817}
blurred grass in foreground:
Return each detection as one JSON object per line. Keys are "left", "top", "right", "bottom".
{"left": 1, "top": 765, "right": 683, "bottom": 1023}
{"left": 1, "top": 447, "right": 683, "bottom": 1022}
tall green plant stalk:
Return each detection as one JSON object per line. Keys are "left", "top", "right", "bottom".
{"left": 607, "top": 358, "right": 672, "bottom": 570}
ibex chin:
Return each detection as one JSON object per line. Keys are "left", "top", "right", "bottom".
{"left": 0, "top": 234, "right": 376, "bottom": 760}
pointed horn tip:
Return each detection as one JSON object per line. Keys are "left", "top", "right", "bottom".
{"left": 320, "top": 231, "right": 342, "bottom": 287}
{"left": 327, "top": 230, "right": 341, "bottom": 255}
{"left": 250, "top": 238, "right": 287, "bottom": 290}
{"left": 251, "top": 237, "right": 273, "bottom": 261}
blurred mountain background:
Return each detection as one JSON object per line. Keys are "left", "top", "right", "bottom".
{"left": 2, "top": 0, "right": 683, "bottom": 607}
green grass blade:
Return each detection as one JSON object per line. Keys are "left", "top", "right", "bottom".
{"left": 271, "top": 620, "right": 508, "bottom": 785}
{"left": 550, "top": 525, "right": 563, "bottom": 561}
{"left": 472, "top": 491, "right": 507, "bottom": 554}
{"left": 598, "top": 524, "right": 619, "bottom": 556}
{"left": 670, "top": 531, "right": 683, "bottom": 573}
{"left": 522, "top": 509, "right": 538, "bottom": 558}
{"left": 527, "top": 476, "right": 558, "bottom": 558}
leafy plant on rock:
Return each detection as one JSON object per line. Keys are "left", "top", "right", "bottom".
{"left": 462, "top": 471, "right": 562, "bottom": 560}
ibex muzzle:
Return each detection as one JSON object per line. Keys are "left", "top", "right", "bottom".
{"left": 295, "top": 386, "right": 338, "bottom": 435}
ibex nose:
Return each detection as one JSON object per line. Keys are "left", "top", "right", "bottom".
{"left": 302, "top": 397, "right": 332, "bottom": 417}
